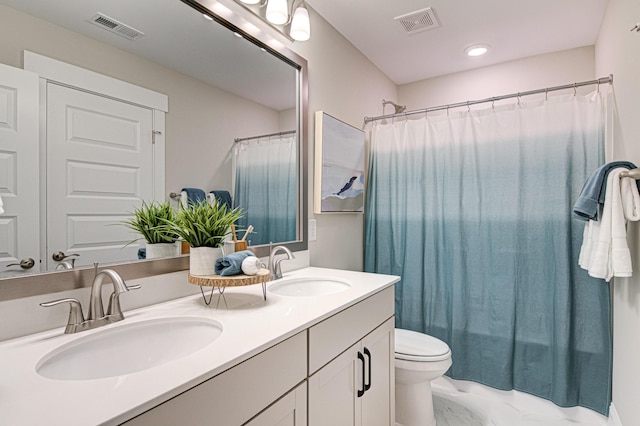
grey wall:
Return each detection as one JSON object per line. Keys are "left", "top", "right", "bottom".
{"left": 290, "top": 6, "right": 398, "bottom": 271}
{"left": 595, "top": 0, "right": 640, "bottom": 423}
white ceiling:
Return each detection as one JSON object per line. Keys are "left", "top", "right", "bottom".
{"left": 1, "top": 0, "right": 609, "bottom": 106}
{"left": 306, "top": 0, "right": 609, "bottom": 85}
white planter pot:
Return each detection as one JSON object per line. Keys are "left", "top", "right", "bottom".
{"left": 189, "top": 246, "right": 222, "bottom": 276}
{"left": 146, "top": 242, "right": 179, "bottom": 259}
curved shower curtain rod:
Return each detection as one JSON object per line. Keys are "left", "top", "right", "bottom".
{"left": 364, "top": 75, "right": 613, "bottom": 125}
{"left": 234, "top": 130, "right": 296, "bottom": 143}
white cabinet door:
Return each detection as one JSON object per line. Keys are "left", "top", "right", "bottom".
{"left": 309, "top": 317, "right": 395, "bottom": 426}
{"left": 46, "top": 83, "right": 154, "bottom": 269}
{"left": 245, "top": 382, "right": 307, "bottom": 426}
{"left": 361, "top": 317, "right": 394, "bottom": 426}
{"left": 0, "top": 63, "right": 39, "bottom": 275}
{"left": 308, "top": 342, "right": 361, "bottom": 426}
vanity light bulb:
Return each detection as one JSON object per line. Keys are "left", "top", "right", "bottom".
{"left": 266, "top": 0, "right": 288, "bottom": 25}
{"left": 290, "top": 6, "right": 310, "bottom": 41}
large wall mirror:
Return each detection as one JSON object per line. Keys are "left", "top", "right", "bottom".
{"left": 0, "top": 0, "right": 308, "bottom": 297}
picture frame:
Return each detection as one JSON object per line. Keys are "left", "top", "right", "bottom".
{"left": 314, "top": 111, "right": 366, "bottom": 213}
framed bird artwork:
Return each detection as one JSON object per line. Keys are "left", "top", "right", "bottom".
{"left": 314, "top": 111, "right": 365, "bottom": 213}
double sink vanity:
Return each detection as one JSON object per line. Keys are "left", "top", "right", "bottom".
{"left": 0, "top": 267, "right": 398, "bottom": 425}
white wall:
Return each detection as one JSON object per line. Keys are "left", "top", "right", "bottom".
{"left": 0, "top": 4, "right": 283, "bottom": 196}
{"left": 595, "top": 0, "right": 640, "bottom": 424}
{"left": 399, "top": 46, "right": 596, "bottom": 110}
{"left": 287, "top": 7, "right": 398, "bottom": 271}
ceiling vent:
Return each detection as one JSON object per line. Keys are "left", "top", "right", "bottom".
{"left": 394, "top": 7, "right": 440, "bottom": 35}
{"left": 88, "top": 13, "right": 144, "bottom": 40}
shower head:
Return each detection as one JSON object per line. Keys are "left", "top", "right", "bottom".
{"left": 382, "top": 99, "right": 407, "bottom": 114}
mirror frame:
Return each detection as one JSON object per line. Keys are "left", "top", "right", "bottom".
{"left": 0, "top": 0, "right": 308, "bottom": 301}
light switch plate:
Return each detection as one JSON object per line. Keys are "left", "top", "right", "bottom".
{"left": 309, "top": 219, "right": 317, "bottom": 241}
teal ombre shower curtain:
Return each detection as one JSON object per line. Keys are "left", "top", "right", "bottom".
{"left": 364, "top": 92, "right": 612, "bottom": 414}
{"left": 233, "top": 135, "right": 297, "bottom": 246}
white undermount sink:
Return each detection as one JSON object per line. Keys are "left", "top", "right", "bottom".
{"left": 268, "top": 276, "right": 352, "bottom": 297}
{"left": 36, "top": 317, "right": 223, "bottom": 380}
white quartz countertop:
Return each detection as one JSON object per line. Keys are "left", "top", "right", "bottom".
{"left": 0, "top": 267, "right": 398, "bottom": 425}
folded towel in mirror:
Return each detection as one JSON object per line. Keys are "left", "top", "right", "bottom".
{"left": 210, "top": 190, "right": 232, "bottom": 211}
{"left": 241, "top": 256, "right": 262, "bottom": 275}
{"left": 215, "top": 250, "right": 255, "bottom": 276}
{"left": 181, "top": 188, "right": 207, "bottom": 207}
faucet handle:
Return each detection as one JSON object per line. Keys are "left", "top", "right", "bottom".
{"left": 106, "top": 283, "right": 141, "bottom": 319}
{"left": 40, "top": 298, "right": 85, "bottom": 334}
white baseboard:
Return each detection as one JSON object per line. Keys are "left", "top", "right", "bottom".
{"left": 608, "top": 403, "right": 623, "bottom": 426}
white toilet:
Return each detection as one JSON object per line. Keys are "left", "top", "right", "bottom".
{"left": 394, "top": 328, "right": 452, "bottom": 426}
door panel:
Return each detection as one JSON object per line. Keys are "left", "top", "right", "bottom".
{"left": 46, "top": 83, "right": 153, "bottom": 269}
{"left": 0, "top": 63, "right": 39, "bottom": 275}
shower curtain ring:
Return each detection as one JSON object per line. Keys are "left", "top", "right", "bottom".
{"left": 545, "top": 88, "right": 549, "bottom": 102}
{"left": 573, "top": 83, "right": 577, "bottom": 96}
{"left": 517, "top": 93, "right": 521, "bottom": 107}
{"left": 597, "top": 81, "right": 601, "bottom": 93}
{"left": 466, "top": 101, "right": 471, "bottom": 112}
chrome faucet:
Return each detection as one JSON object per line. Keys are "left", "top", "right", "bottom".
{"left": 268, "top": 245, "right": 295, "bottom": 280}
{"left": 40, "top": 263, "right": 140, "bottom": 334}
{"left": 55, "top": 260, "right": 75, "bottom": 270}
{"left": 52, "top": 251, "right": 79, "bottom": 270}
{"left": 88, "top": 266, "right": 130, "bottom": 321}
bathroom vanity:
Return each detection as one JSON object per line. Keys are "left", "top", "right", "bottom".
{"left": 0, "top": 267, "right": 398, "bottom": 425}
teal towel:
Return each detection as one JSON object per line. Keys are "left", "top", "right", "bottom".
{"left": 210, "top": 190, "right": 232, "bottom": 210}
{"left": 215, "top": 250, "right": 255, "bottom": 276}
{"left": 573, "top": 161, "right": 637, "bottom": 221}
{"left": 181, "top": 188, "right": 207, "bottom": 206}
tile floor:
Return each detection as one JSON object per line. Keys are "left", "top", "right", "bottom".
{"left": 431, "top": 377, "right": 609, "bottom": 426}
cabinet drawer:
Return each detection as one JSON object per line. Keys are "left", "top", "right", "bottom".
{"left": 308, "top": 286, "right": 394, "bottom": 374}
{"left": 124, "top": 331, "right": 307, "bottom": 426}
{"left": 244, "top": 381, "right": 307, "bottom": 426}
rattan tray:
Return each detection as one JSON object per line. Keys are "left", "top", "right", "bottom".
{"left": 188, "top": 269, "right": 270, "bottom": 287}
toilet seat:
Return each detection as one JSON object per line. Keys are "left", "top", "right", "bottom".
{"left": 395, "top": 328, "right": 451, "bottom": 362}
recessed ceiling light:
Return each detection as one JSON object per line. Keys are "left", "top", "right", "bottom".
{"left": 465, "top": 44, "right": 490, "bottom": 57}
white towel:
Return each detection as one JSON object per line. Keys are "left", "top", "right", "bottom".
{"left": 578, "top": 217, "right": 597, "bottom": 268}
{"left": 579, "top": 168, "right": 640, "bottom": 281}
{"left": 0, "top": 194, "right": 3, "bottom": 214}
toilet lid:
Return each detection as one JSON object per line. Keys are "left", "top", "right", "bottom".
{"left": 395, "top": 328, "right": 451, "bottom": 362}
